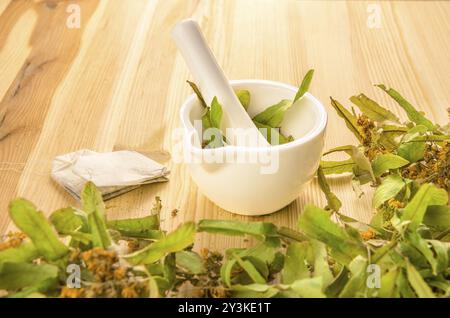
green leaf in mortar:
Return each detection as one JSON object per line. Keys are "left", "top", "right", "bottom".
{"left": 252, "top": 99, "right": 292, "bottom": 128}
{"left": 236, "top": 89, "right": 251, "bottom": 110}
{"left": 293, "top": 69, "right": 314, "bottom": 103}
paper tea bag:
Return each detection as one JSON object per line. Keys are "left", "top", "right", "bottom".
{"left": 51, "top": 149, "right": 169, "bottom": 200}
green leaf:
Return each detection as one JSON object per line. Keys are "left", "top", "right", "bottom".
{"left": 298, "top": 205, "right": 366, "bottom": 265}
{"left": 405, "top": 260, "right": 435, "bottom": 298}
{"left": 397, "top": 270, "right": 417, "bottom": 298}
{"left": 349, "top": 146, "right": 376, "bottom": 182}
{"left": 124, "top": 222, "right": 196, "bottom": 265}
{"left": 209, "top": 97, "right": 223, "bottom": 129}
{"left": 424, "top": 205, "right": 450, "bottom": 229}
{"left": 401, "top": 183, "right": 448, "bottom": 230}
{"left": 338, "top": 256, "right": 368, "bottom": 298}
{"left": 221, "top": 258, "right": 237, "bottom": 287}
{"left": 317, "top": 166, "right": 342, "bottom": 211}
{"left": 372, "top": 154, "right": 409, "bottom": 177}
{"left": 311, "top": 240, "right": 334, "bottom": 288}
{"left": 325, "top": 267, "right": 349, "bottom": 297}
{"left": 427, "top": 240, "right": 449, "bottom": 275}
{"left": 198, "top": 219, "right": 278, "bottom": 240}
{"left": 176, "top": 251, "right": 206, "bottom": 274}
{"left": 107, "top": 214, "right": 161, "bottom": 239}
{"left": 376, "top": 84, "right": 436, "bottom": 131}
{"left": 293, "top": 69, "right": 314, "bottom": 103}
{"left": 397, "top": 141, "right": 426, "bottom": 163}
{"left": 187, "top": 80, "right": 207, "bottom": 108}
{"left": 290, "top": 277, "right": 326, "bottom": 298}
{"left": 372, "top": 175, "right": 408, "bottom": 208}
{"left": 350, "top": 93, "right": 399, "bottom": 123}
{"left": 322, "top": 145, "right": 355, "bottom": 156}
{"left": 0, "top": 242, "right": 39, "bottom": 264}
{"left": 406, "top": 231, "right": 438, "bottom": 275}
{"left": 0, "top": 262, "right": 58, "bottom": 290}
{"left": 50, "top": 207, "right": 87, "bottom": 235}
{"left": 396, "top": 125, "right": 428, "bottom": 162}
{"left": 320, "top": 159, "right": 355, "bottom": 175}
{"left": 9, "top": 199, "right": 68, "bottom": 261}
{"left": 236, "top": 89, "right": 251, "bottom": 110}
{"left": 233, "top": 255, "right": 267, "bottom": 284}
{"left": 330, "top": 97, "right": 364, "bottom": 142}
{"left": 281, "top": 242, "right": 310, "bottom": 284}
{"left": 81, "top": 182, "right": 111, "bottom": 249}
{"left": 253, "top": 120, "right": 293, "bottom": 145}
{"left": 378, "top": 268, "right": 399, "bottom": 298}
{"left": 252, "top": 99, "right": 292, "bottom": 128}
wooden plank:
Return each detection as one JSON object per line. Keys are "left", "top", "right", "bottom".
{"left": 0, "top": 1, "right": 448, "bottom": 253}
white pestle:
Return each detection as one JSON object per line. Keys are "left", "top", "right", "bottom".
{"left": 171, "top": 19, "right": 270, "bottom": 147}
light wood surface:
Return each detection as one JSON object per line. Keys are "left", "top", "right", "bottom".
{"left": 0, "top": 0, "right": 449, "bottom": 251}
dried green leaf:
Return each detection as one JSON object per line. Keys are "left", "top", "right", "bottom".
{"left": 0, "top": 262, "right": 58, "bottom": 290}
{"left": 330, "top": 97, "right": 364, "bottom": 142}
{"left": 298, "top": 205, "right": 366, "bottom": 265}
{"left": 252, "top": 99, "right": 292, "bottom": 128}
{"left": 124, "top": 222, "right": 196, "bottom": 265}
{"left": 236, "top": 89, "right": 251, "bottom": 110}
{"left": 372, "top": 175, "right": 408, "bottom": 208}
{"left": 338, "top": 256, "right": 368, "bottom": 298}
{"left": 350, "top": 93, "right": 399, "bottom": 123}
{"left": 293, "top": 69, "right": 314, "bottom": 103}
{"left": 290, "top": 277, "right": 325, "bottom": 298}
{"left": 198, "top": 219, "right": 278, "bottom": 240}
{"left": 317, "top": 166, "right": 342, "bottom": 211}
{"left": 378, "top": 268, "right": 399, "bottom": 298}
{"left": 372, "top": 154, "right": 409, "bottom": 177}
{"left": 320, "top": 159, "right": 355, "bottom": 175}
{"left": 281, "top": 242, "right": 310, "bottom": 284}
{"left": 233, "top": 253, "right": 266, "bottom": 284}
{"left": 401, "top": 183, "right": 448, "bottom": 230}
{"left": 187, "top": 80, "right": 207, "bottom": 108}
{"left": 0, "top": 242, "right": 39, "bottom": 264}
{"left": 377, "top": 84, "right": 436, "bottom": 131}
{"left": 107, "top": 214, "right": 161, "bottom": 239}
{"left": 405, "top": 260, "right": 435, "bottom": 298}
{"left": 311, "top": 240, "right": 334, "bottom": 288}
{"left": 81, "top": 182, "right": 111, "bottom": 249}
{"left": 50, "top": 207, "right": 87, "bottom": 235}
{"left": 9, "top": 199, "right": 68, "bottom": 261}
{"left": 253, "top": 120, "right": 293, "bottom": 145}
{"left": 209, "top": 96, "right": 223, "bottom": 129}
{"left": 424, "top": 205, "right": 450, "bottom": 229}
{"left": 176, "top": 251, "right": 205, "bottom": 274}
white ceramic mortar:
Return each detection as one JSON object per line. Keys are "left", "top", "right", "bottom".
{"left": 180, "top": 80, "right": 327, "bottom": 215}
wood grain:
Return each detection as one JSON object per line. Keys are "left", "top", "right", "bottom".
{"left": 0, "top": 0, "right": 449, "bottom": 252}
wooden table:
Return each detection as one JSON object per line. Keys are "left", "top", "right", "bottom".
{"left": 0, "top": 0, "right": 449, "bottom": 251}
